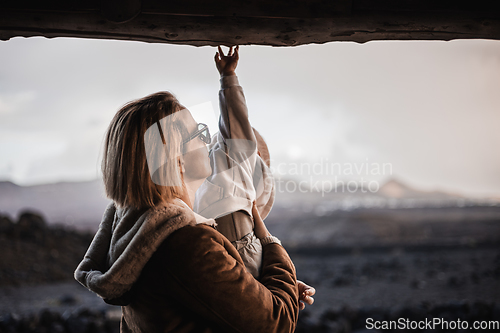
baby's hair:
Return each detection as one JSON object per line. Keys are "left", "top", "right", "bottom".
{"left": 253, "top": 128, "right": 271, "bottom": 168}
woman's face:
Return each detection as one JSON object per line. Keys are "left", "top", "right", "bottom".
{"left": 180, "top": 111, "right": 212, "bottom": 183}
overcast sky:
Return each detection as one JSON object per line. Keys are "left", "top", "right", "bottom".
{"left": 0, "top": 37, "right": 499, "bottom": 198}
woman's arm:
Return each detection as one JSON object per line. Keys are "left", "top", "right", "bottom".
{"left": 252, "top": 201, "right": 316, "bottom": 311}
{"left": 161, "top": 224, "right": 299, "bottom": 333}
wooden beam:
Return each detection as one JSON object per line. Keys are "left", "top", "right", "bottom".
{"left": 1, "top": 1, "right": 499, "bottom": 46}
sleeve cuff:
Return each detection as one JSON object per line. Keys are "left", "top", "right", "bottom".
{"left": 220, "top": 75, "right": 240, "bottom": 89}
{"left": 259, "top": 235, "right": 282, "bottom": 247}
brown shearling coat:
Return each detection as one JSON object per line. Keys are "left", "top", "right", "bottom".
{"left": 75, "top": 202, "right": 299, "bottom": 333}
{"left": 122, "top": 224, "right": 299, "bottom": 333}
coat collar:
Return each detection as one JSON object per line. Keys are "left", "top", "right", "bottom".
{"left": 74, "top": 200, "right": 196, "bottom": 302}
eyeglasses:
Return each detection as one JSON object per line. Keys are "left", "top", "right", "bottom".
{"left": 182, "top": 123, "right": 211, "bottom": 145}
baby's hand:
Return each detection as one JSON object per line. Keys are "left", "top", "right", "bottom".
{"left": 297, "top": 280, "right": 315, "bottom": 310}
{"left": 215, "top": 45, "right": 239, "bottom": 77}
{"left": 252, "top": 201, "right": 271, "bottom": 239}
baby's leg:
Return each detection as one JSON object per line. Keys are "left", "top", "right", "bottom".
{"left": 216, "top": 211, "right": 262, "bottom": 279}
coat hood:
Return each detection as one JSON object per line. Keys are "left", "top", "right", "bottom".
{"left": 74, "top": 200, "right": 197, "bottom": 304}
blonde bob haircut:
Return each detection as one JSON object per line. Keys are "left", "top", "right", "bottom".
{"left": 102, "top": 91, "right": 188, "bottom": 209}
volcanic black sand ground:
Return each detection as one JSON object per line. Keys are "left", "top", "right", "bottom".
{"left": 291, "top": 244, "right": 500, "bottom": 320}
{"left": 1, "top": 245, "right": 499, "bottom": 314}
{"left": 1, "top": 244, "right": 498, "bottom": 332}
{"left": 1, "top": 208, "right": 499, "bottom": 332}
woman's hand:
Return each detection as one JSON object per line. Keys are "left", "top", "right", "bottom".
{"left": 252, "top": 201, "right": 315, "bottom": 310}
{"left": 215, "top": 45, "right": 239, "bottom": 77}
{"left": 252, "top": 201, "right": 271, "bottom": 239}
{"left": 297, "top": 280, "right": 316, "bottom": 310}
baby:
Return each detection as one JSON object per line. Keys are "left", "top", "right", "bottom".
{"left": 194, "top": 45, "right": 314, "bottom": 309}
{"left": 193, "top": 46, "right": 274, "bottom": 279}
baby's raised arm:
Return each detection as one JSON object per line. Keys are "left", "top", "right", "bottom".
{"left": 215, "top": 45, "right": 257, "bottom": 145}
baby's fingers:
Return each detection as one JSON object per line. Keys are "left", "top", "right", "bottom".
{"left": 217, "top": 45, "right": 224, "bottom": 57}
{"left": 252, "top": 201, "right": 260, "bottom": 216}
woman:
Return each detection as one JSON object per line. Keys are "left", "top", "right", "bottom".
{"left": 75, "top": 46, "right": 308, "bottom": 332}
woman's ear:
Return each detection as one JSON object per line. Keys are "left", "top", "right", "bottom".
{"left": 178, "top": 156, "right": 186, "bottom": 175}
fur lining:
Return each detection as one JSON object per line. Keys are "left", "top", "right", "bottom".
{"left": 74, "top": 201, "right": 196, "bottom": 301}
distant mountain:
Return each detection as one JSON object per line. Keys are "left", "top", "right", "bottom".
{"left": 270, "top": 176, "right": 499, "bottom": 215}
{"left": 0, "top": 180, "right": 111, "bottom": 231}
{"left": 378, "top": 178, "right": 463, "bottom": 199}
{"left": 1, "top": 177, "right": 498, "bottom": 233}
